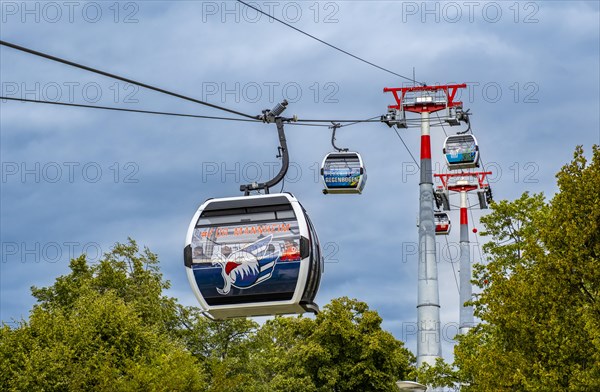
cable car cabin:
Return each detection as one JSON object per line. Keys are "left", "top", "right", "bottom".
{"left": 321, "top": 152, "right": 366, "bottom": 194}
{"left": 183, "top": 193, "right": 323, "bottom": 320}
{"left": 434, "top": 212, "right": 451, "bottom": 235}
{"left": 443, "top": 135, "right": 480, "bottom": 170}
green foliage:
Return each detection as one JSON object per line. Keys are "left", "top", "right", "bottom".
{"left": 250, "top": 297, "right": 415, "bottom": 392}
{"left": 1, "top": 239, "right": 205, "bottom": 391}
{"left": 30, "top": 239, "right": 180, "bottom": 334}
{"left": 411, "top": 357, "right": 459, "bottom": 389}
{"left": 1, "top": 238, "right": 415, "bottom": 391}
{"left": 178, "top": 307, "right": 260, "bottom": 392}
{"left": 0, "top": 289, "right": 204, "bottom": 391}
{"left": 448, "top": 145, "right": 600, "bottom": 391}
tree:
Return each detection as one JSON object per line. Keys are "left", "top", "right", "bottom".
{"left": 0, "top": 290, "right": 205, "bottom": 391}
{"left": 0, "top": 239, "right": 206, "bottom": 391}
{"left": 29, "top": 239, "right": 181, "bottom": 334}
{"left": 249, "top": 297, "right": 416, "bottom": 392}
{"left": 446, "top": 146, "right": 600, "bottom": 390}
{"left": 178, "top": 306, "right": 260, "bottom": 392}
{"left": 1, "top": 240, "right": 418, "bottom": 391}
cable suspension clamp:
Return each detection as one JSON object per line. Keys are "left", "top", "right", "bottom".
{"left": 456, "top": 109, "right": 472, "bottom": 134}
{"left": 329, "top": 122, "right": 348, "bottom": 152}
{"left": 241, "top": 100, "right": 295, "bottom": 195}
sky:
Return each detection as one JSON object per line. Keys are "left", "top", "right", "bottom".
{"left": 1, "top": 0, "right": 599, "bottom": 362}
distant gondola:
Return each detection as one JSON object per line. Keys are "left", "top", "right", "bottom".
{"left": 183, "top": 193, "right": 323, "bottom": 320}
{"left": 321, "top": 152, "right": 367, "bottom": 194}
{"left": 434, "top": 212, "right": 451, "bottom": 235}
{"left": 443, "top": 134, "right": 479, "bottom": 170}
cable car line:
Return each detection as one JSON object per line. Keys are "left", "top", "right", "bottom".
{"left": 338, "top": 116, "right": 382, "bottom": 128}
{"left": 235, "top": 0, "right": 424, "bottom": 86}
{"left": 393, "top": 126, "right": 420, "bottom": 169}
{"left": 296, "top": 115, "right": 453, "bottom": 125}
{"left": 0, "top": 96, "right": 377, "bottom": 129}
{"left": 2, "top": 95, "right": 453, "bottom": 131}
{"left": 296, "top": 118, "right": 380, "bottom": 124}
{"left": 2, "top": 41, "right": 463, "bottom": 134}
{"left": 436, "top": 111, "right": 449, "bottom": 137}
{"left": 287, "top": 122, "right": 330, "bottom": 127}
{"left": 1, "top": 42, "right": 468, "bottom": 130}
{"left": 295, "top": 116, "right": 380, "bottom": 128}
{"left": 0, "top": 97, "right": 263, "bottom": 123}
{"left": 469, "top": 199, "right": 488, "bottom": 265}
{"left": 293, "top": 116, "right": 455, "bottom": 128}
{"left": 445, "top": 235, "right": 461, "bottom": 295}
{"left": 1, "top": 96, "right": 447, "bottom": 131}
{"left": 0, "top": 96, "right": 342, "bottom": 128}
{"left": 0, "top": 40, "right": 257, "bottom": 120}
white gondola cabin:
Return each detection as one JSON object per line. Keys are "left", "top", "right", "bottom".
{"left": 443, "top": 134, "right": 479, "bottom": 170}
{"left": 321, "top": 152, "right": 366, "bottom": 194}
{"left": 184, "top": 193, "right": 323, "bottom": 320}
{"left": 434, "top": 212, "right": 451, "bottom": 235}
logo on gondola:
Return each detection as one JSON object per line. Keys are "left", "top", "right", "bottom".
{"left": 212, "top": 235, "right": 279, "bottom": 295}
{"left": 324, "top": 169, "right": 360, "bottom": 187}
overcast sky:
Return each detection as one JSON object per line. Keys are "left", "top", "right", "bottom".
{"left": 1, "top": 0, "right": 599, "bottom": 361}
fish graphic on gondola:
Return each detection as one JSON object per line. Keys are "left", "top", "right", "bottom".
{"left": 212, "top": 235, "right": 279, "bottom": 295}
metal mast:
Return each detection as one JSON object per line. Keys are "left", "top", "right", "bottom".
{"left": 434, "top": 171, "right": 493, "bottom": 335}
{"left": 417, "top": 109, "right": 440, "bottom": 367}
{"left": 458, "top": 190, "right": 473, "bottom": 335}
{"left": 383, "top": 84, "right": 467, "bottom": 368}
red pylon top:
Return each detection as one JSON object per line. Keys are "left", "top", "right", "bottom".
{"left": 384, "top": 83, "right": 467, "bottom": 113}
{"left": 434, "top": 171, "right": 492, "bottom": 192}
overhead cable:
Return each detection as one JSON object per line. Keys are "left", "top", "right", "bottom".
{"left": 393, "top": 126, "right": 420, "bottom": 169}
{"left": 0, "top": 40, "right": 257, "bottom": 120}
{"left": 236, "top": 0, "right": 425, "bottom": 85}
{"left": 0, "top": 97, "right": 261, "bottom": 122}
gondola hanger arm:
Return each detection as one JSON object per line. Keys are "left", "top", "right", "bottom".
{"left": 240, "top": 100, "right": 296, "bottom": 195}
{"left": 329, "top": 123, "right": 349, "bottom": 152}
